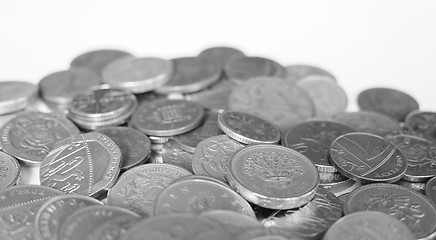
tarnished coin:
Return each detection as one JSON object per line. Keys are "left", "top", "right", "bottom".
{"left": 70, "top": 49, "right": 134, "bottom": 75}
{"left": 199, "top": 46, "right": 245, "bottom": 66}
{"left": 296, "top": 77, "right": 348, "bottom": 118}
{"left": 405, "top": 110, "right": 436, "bottom": 142}
{"left": 224, "top": 56, "right": 287, "bottom": 84}
{"left": 102, "top": 57, "right": 173, "bottom": 93}
{"left": 58, "top": 205, "right": 140, "bottom": 240}
{"left": 395, "top": 179, "right": 426, "bottom": 194}
{"left": 318, "top": 172, "right": 358, "bottom": 195}
{"left": 282, "top": 120, "right": 357, "bottom": 173}
{"left": 40, "top": 132, "right": 122, "bottom": 198}
{"left": 218, "top": 111, "right": 281, "bottom": 145}
{"left": 228, "top": 77, "right": 314, "bottom": 132}
{"left": 185, "top": 84, "right": 232, "bottom": 112}
{"left": 174, "top": 111, "right": 223, "bottom": 153}
{"left": 130, "top": 99, "right": 205, "bottom": 137}
{"left": 0, "top": 151, "right": 20, "bottom": 189}
{"left": 358, "top": 87, "right": 419, "bottom": 122}
{"left": 155, "top": 57, "right": 221, "bottom": 94}
{"left": 0, "top": 111, "right": 80, "bottom": 166}
{"left": 199, "top": 210, "right": 262, "bottom": 237}
{"left": 0, "top": 185, "right": 62, "bottom": 240}
{"left": 330, "top": 132, "right": 407, "bottom": 184}
{"left": 154, "top": 177, "right": 255, "bottom": 217}
{"left": 425, "top": 176, "right": 436, "bottom": 205}
{"left": 344, "top": 183, "right": 436, "bottom": 240}
{"left": 285, "top": 64, "right": 336, "bottom": 83}
{"left": 323, "top": 211, "right": 415, "bottom": 240}
{"left": 107, "top": 163, "right": 191, "bottom": 217}
{"left": 227, "top": 144, "right": 319, "bottom": 209}
{"left": 262, "top": 187, "right": 342, "bottom": 240}
{"left": 192, "top": 135, "right": 244, "bottom": 182}
{"left": 96, "top": 127, "right": 151, "bottom": 171}
{"left": 161, "top": 139, "right": 194, "bottom": 171}
{"left": 0, "top": 81, "right": 38, "bottom": 115}
{"left": 34, "top": 194, "right": 102, "bottom": 240}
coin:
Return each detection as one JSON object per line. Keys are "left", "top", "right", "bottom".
{"left": 218, "top": 111, "right": 281, "bottom": 145}
{"left": 160, "top": 140, "right": 194, "bottom": 171}
{"left": 0, "top": 151, "right": 20, "bottom": 189}
{"left": 282, "top": 120, "right": 357, "bottom": 172}
{"left": 130, "top": 99, "right": 205, "bottom": 137}
{"left": 96, "top": 127, "right": 151, "bottom": 171}
{"left": 34, "top": 194, "right": 102, "bottom": 240}
{"left": 192, "top": 135, "right": 244, "bottom": 182}
{"left": 199, "top": 210, "right": 262, "bottom": 237}
{"left": 40, "top": 132, "right": 122, "bottom": 198}
{"left": 70, "top": 49, "right": 134, "bottom": 75}
{"left": 198, "top": 46, "right": 245, "bottom": 66}
{"left": 405, "top": 110, "right": 436, "bottom": 142}
{"left": 107, "top": 163, "right": 191, "bottom": 217}
{"left": 185, "top": 84, "right": 232, "bottom": 112}
{"left": 330, "top": 132, "right": 407, "bottom": 184}
{"left": 323, "top": 211, "right": 415, "bottom": 240}
{"left": 0, "top": 185, "right": 62, "bottom": 240}
{"left": 227, "top": 144, "right": 319, "bottom": 209}
{"left": 0, "top": 111, "right": 80, "bottom": 166}
{"left": 358, "top": 87, "right": 419, "bottom": 122}
{"left": 285, "top": 64, "right": 336, "bottom": 83}
{"left": 154, "top": 177, "right": 255, "bottom": 217}
{"left": 344, "top": 183, "right": 436, "bottom": 240}
{"left": 58, "top": 205, "right": 140, "bottom": 240}
{"left": 0, "top": 81, "right": 38, "bottom": 115}
{"left": 228, "top": 77, "right": 314, "bottom": 132}
{"left": 425, "top": 176, "right": 436, "bottom": 205}
{"left": 318, "top": 172, "right": 358, "bottom": 195}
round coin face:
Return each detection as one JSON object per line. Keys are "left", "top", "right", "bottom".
{"left": 0, "top": 151, "right": 20, "bottom": 189}
{"left": 0, "top": 81, "right": 37, "bottom": 115}
{"left": 199, "top": 46, "right": 245, "bottom": 66}
{"left": 227, "top": 144, "right": 319, "bottom": 209}
{"left": 218, "top": 111, "right": 281, "bottom": 144}
{"left": 70, "top": 49, "right": 134, "bottom": 75}
{"left": 330, "top": 132, "right": 407, "bottom": 183}
{"left": 425, "top": 176, "right": 436, "bottom": 205}
{"left": 224, "top": 56, "right": 286, "bottom": 84}
{"left": 40, "top": 132, "right": 122, "bottom": 198}
{"left": 344, "top": 183, "right": 436, "bottom": 239}
{"left": 130, "top": 99, "right": 205, "bottom": 137}
{"left": 282, "top": 120, "right": 357, "bottom": 172}
{"left": 0, "top": 111, "right": 80, "bottom": 166}
{"left": 405, "top": 111, "right": 436, "bottom": 142}
{"left": 285, "top": 64, "right": 336, "bottom": 83}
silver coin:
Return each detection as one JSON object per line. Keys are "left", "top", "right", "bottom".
{"left": 0, "top": 151, "right": 20, "bottom": 189}
{"left": 0, "top": 81, "right": 38, "bottom": 115}
{"left": 198, "top": 46, "right": 245, "bottom": 66}
{"left": 161, "top": 139, "right": 194, "bottom": 171}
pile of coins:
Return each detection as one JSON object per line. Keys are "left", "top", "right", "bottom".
{"left": 0, "top": 46, "right": 435, "bottom": 240}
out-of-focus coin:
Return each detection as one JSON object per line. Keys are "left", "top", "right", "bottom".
{"left": 282, "top": 120, "right": 357, "bottom": 173}
{"left": 68, "top": 88, "right": 138, "bottom": 130}
{"left": 0, "top": 185, "right": 62, "bottom": 240}
{"left": 161, "top": 139, "right": 194, "bottom": 171}
{"left": 40, "top": 132, "right": 122, "bottom": 198}
{"left": 102, "top": 57, "right": 173, "bottom": 93}
{"left": 107, "top": 163, "right": 191, "bottom": 217}
{"left": 358, "top": 87, "right": 419, "bottom": 122}
{"left": 174, "top": 111, "right": 223, "bottom": 153}
{"left": 0, "top": 151, "right": 20, "bottom": 189}
{"left": 296, "top": 77, "right": 348, "bottom": 118}
{"left": 227, "top": 144, "right": 319, "bottom": 209}
{"left": 192, "top": 135, "right": 244, "bottom": 182}
{"left": 199, "top": 210, "right": 262, "bottom": 237}
{"left": 34, "top": 194, "right": 102, "bottom": 240}
{"left": 262, "top": 187, "right": 342, "bottom": 240}
{"left": 154, "top": 177, "right": 255, "bottom": 217}
{"left": 237, "top": 227, "right": 303, "bottom": 240}
{"left": 344, "top": 183, "right": 436, "bottom": 240}
{"left": 155, "top": 57, "right": 221, "bottom": 94}
{"left": 405, "top": 110, "right": 436, "bottom": 142}
{"left": 185, "top": 84, "right": 232, "bottom": 112}
{"left": 218, "top": 111, "right": 281, "bottom": 145}
{"left": 0, "top": 111, "right": 80, "bottom": 166}
{"left": 318, "top": 172, "right": 357, "bottom": 195}
{"left": 95, "top": 127, "right": 151, "bottom": 171}
{"left": 285, "top": 64, "right": 336, "bottom": 83}
{"left": 130, "top": 99, "right": 205, "bottom": 137}
{"left": 323, "top": 211, "right": 415, "bottom": 240}
{"left": 199, "top": 46, "right": 245, "bottom": 66}
{"left": 224, "top": 56, "right": 286, "bottom": 85}
{"left": 425, "top": 176, "right": 436, "bottom": 205}
{"left": 229, "top": 77, "right": 314, "bottom": 132}
{"left": 395, "top": 179, "right": 426, "bottom": 194}
{"left": 58, "top": 205, "right": 140, "bottom": 240}
{"left": 330, "top": 132, "right": 407, "bottom": 184}
{"left": 0, "top": 81, "right": 38, "bottom": 115}
{"left": 70, "top": 49, "right": 134, "bottom": 75}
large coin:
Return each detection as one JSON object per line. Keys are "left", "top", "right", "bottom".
{"left": 0, "top": 81, "right": 38, "bottom": 115}
{"left": 405, "top": 110, "right": 436, "bottom": 142}
{"left": 0, "top": 151, "right": 20, "bottom": 189}
{"left": 224, "top": 56, "right": 286, "bottom": 84}
{"left": 199, "top": 46, "right": 245, "bottom": 66}
{"left": 285, "top": 64, "right": 336, "bottom": 83}
{"left": 40, "top": 132, "right": 122, "bottom": 198}
{"left": 70, "top": 49, "right": 134, "bottom": 75}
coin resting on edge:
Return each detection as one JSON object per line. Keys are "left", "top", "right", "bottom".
{"left": 0, "top": 151, "right": 20, "bottom": 189}
{"left": 70, "top": 49, "right": 134, "bottom": 75}
{"left": 0, "top": 81, "right": 38, "bottom": 115}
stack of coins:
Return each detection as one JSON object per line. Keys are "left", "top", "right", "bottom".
{"left": 1, "top": 46, "right": 436, "bottom": 240}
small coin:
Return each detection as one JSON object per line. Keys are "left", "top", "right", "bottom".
{"left": 285, "top": 64, "right": 336, "bottom": 83}
{"left": 0, "top": 111, "right": 80, "bottom": 166}
{"left": 227, "top": 144, "right": 319, "bottom": 209}
{"left": 107, "top": 163, "right": 191, "bottom": 217}
{"left": 199, "top": 210, "right": 262, "bottom": 237}
{"left": 130, "top": 99, "right": 205, "bottom": 137}
{"left": 318, "top": 172, "right": 357, "bottom": 195}
{"left": 218, "top": 111, "right": 281, "bottom": 145}
{"left": 228, "top": 77, "right": 314, "bottom": 132}
{"left": 40, "top": 132, "right": 122, "bottom": 198}
{"left": 70, "top": 49, "right": 134, "bottom": 75}
{"left": 330, "top": 132, "right": 407, "bottom": 184}
{"left": 0, "top": 81, "right": 38, "bottom": 115}
{"left": 0, "top": 151, "right": 20, "bottom": 189}
{"left": 192, "top": 135, "right": 244, "bottom": 182}
{"left": 58, "top": 205, "right": 140, "bottom": 240}
{"left": 34, "top": 194, "right": 103, "bottom": 240}
{"left": 323, "top": 211, "right": 415, "bottom": 240}
{"left": 282, "top": 120, "right": 357, "bottom": 172}
{"left": 198, "top": 46, "right": 245, "bottom": 66}
{"left": 405, "top": 110, "right": 436, "bottom": 142}
{"left": 358, "top": 87, "right": 419, "bottom": 122}
{"left": 395, "top": 179, "right": 426, "bottom": 194}
{"left": 344, "top": 183, "right": 436, "bottom": 239}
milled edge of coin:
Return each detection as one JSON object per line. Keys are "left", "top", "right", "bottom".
{"left": 0, "top": 151, "right": 21, "bottom": 189}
